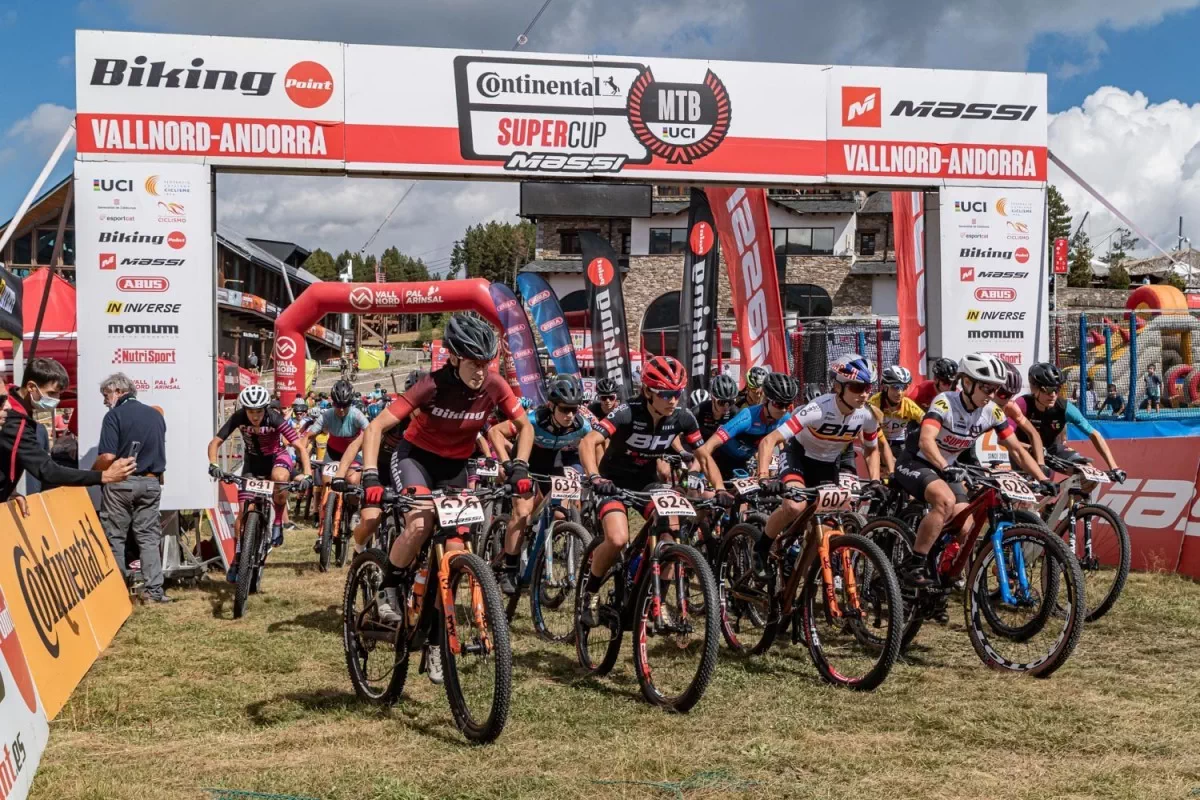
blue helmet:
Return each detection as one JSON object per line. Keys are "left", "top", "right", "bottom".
{"left": 831, "top": 354, "right": 877, "bottom": 385}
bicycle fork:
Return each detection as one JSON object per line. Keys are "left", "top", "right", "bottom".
{"left": 435, "top": 538, "right": 494, "bottom": 658}
{"left": 990, "top": 522, "right": 1034, "bottom": 606}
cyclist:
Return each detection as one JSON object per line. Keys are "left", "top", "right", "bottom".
{"left": 577, "top": 355, "right": 703, "bottom": 627}
{"left": 588, "top": 377, "right": 621, "bottom": 420}
{"left": 870, "top": 365, "right": 924, "bottom": 475}
{"left": 993, "top": 361, "right": 1045, "bottom": 468}
{"left": 207, "top": 385, "right": 313, "bottom": 578}
{"left": 488, "top": 373, "right": 590, "bottom": 595}
{"left": 892, "top": 353, "right": 1052, "bottom": 587}
{"left": 751, "top": 356, "right": 881, "bottom": 569}
{"left": 907, "top": 357, "right": 959, "bottom": 410}
{"left": 738, "top": 365, "right": 770, "bottom": 408}
{"left": 693, "top": 374, "right": 739, "bottom": 443}
{"left": 360, "top": 314, "right": 534, "bottom": 683}
{"left": 1014, "top": 362, "right": 1124, "bottom": 478}
{"left": 301, "top": 380, "right": 369, "bottom": 477}
{"left": 696, "top": 372, "right": 798, "bottom": 495}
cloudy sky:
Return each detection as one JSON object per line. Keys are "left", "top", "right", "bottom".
{"left": 5, "top": 0, "right": 1200, "bottom": 267}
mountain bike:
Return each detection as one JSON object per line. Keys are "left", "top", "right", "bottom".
{"left": 574, "top": 487, "right": 720, "bottom": 712}
{"left": 479, "top": 471, "right": 592, "bottom": 642}
{"left": 342, "top": 485, "right": 513, "bottom": 743}
{"left": 317, "top": 462, "right": 361, "bottom": 572}
{"left": 1042, "top": 453, "right": 1130, "bottom": 622}
{"left": 217, "top": 472, "right": 304, "bottom": 620}
{"left": 860, "top": 464, "right": 1086, "bottom": 677}
{"left": 715, "top": 482, "right": 903, "bottom": 691}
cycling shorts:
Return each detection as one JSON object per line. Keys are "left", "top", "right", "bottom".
{"left": 531, "top": 451, "right": 582, "bottom": 497}
{"left": 392, "top": 439, "right": 468, "bottom": 492}
{"left": 245, "top": 452, "right": 291, "bottom": 479}
{"left": 597, "top": 479, "right": 670, "bottom": 520}
{"left": 778, "top": 440, "right": 849, "bottom": 487}
{"left": 893, "top": 456, "right": 968, "bottom": 503}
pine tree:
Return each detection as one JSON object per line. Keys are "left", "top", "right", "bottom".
{"left": 450, "top": 220, "right": 536, "bottom": 288}
{"left": 1106, "top": 261, "right": 1131, "bottom": 290}
{"left": 1068, "top": 230, "right": 1095, "bottom": 288}
{"left": 301, "top": 248, "right": 338, "bottom": 281}
{"left": 1047, "top": 185, "right": 1072, "bottom": 254}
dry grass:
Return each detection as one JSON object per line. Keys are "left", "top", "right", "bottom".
{"left": 31, "top": 526, "right": 1200, "bottom": 800}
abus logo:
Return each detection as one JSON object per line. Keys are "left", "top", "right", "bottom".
{"left": 511, "top": 348, "right": 534, "bottom": 359}
{"left": 100, "top": 253, "right": 116, "bottom": 271}
{"left": 284, "top": 61, "right": 334, "bottom": 108}
{"left": 275, "top": 336, "right": 298, "bottom": 360}
{"left": 842, "top": 86, "right": 881, "bottom": 127}
{"left": 552, "top": 343, "right": 572, "bottom": 358}
{"left": 587, "top": 257, "right": 615, "bottom": 288}
{"left": 528, "top": 290, "right": 551, "bottom": 306}
{"left": 689, "top": 221, "right": 714, "bottom": 256}
{"left": 167, "top": 231, "right": 186, "bottom": 249}
{"left": 975, "top": 287, "right": 1016, "bottom": 302}
{"left": 891, "top": 101, "right": 1038, "bottom": 121}
{"left": 724, "top": 187, "right": 772, "bottom": 368}
{"left": 117, "top": 276, "right": 168, "bottom": 292}
{"left": 348, "top": 287, "right": 373, "bottom": 310}
{"left": 540, "top": 316, "right": 564, "bottom": 332}
{"left": 496, "top": 298, "right": 517, "bottom": 312}
{"left": 90, "top": 56, "right": 274, "bottom": 96}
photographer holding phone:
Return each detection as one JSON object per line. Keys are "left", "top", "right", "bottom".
{"left": 94, "top": 373, "right": 170, "bottom": 604}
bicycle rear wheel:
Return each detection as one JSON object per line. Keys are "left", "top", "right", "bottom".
{"left": 799, "top": 533, "right": 903, "bottom": 691}
{"left": 632, "top": 543, "right": 720, "bottom": 712}
{"left": 715, "top": 522, "right": 775, "bottom": 654}
{"left": 1055, "top": 503, "right": 1130, "bottom": 622}
{"left": 318, "top": 492, "right": 336, "bottom": 573}
{"left": 965, "top": 525, "right": 1085, "bottom": 678}
{"left": 857, "top": 517, "right": 924, "bottom": 651}
{"left": 530, "top": 521, "right": 591, "bottom": 643}
{"left": 574, "top": 537, "right": 623, "bottom": 675}
{"left": 442, "top": 552, "right": 512, "bottom": 744}
{"left": 478, "top": 515, "right": 518, "bottom": 622}
{"left": 335, "top": 503, "right": 355, "bottom": 568}
{"left": 343, "top": 549, "right": 407, "bottom": 705}
{"left": 233, "top": 511, "right": 261, "bottom": 620}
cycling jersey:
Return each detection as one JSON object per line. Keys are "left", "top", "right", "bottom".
{"left": 588, "top": 400, "right": 616, "bottom": 421}
{"left": 906, "top": 380, "right": 941, "bottom": 410}
{"left": 905, "top": 391, "right": 1007, "bottom": 466}
{"left": 694, "top": 398, "right": 735, "bottom": 441}
{"left": 596, "top": 401, "right": 702, "bottom": 481}
{"left": 777, "top": 394, "right": 879, "bottom": 463}
{"left": 713, "top": 404, "right": 786, "bottom": 466}
{"left": 387, "top": 365, "right": 523, "bottom": 459}
{"left": 498, "top": 406, "right": 591, "bottom": 476}
{"left": 217, "top": 408, "right": 299, "bottom": 458}
{"left": 869, "top": 392, "right": 925, "bottom": 443}
{"left": 308, "top": 407, "right": 370, "bottom": 455}
{"left": 1011, "top": 395, "right": 1094, "bottom": 448}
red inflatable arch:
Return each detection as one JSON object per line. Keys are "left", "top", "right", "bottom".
{"left": 273, "top": 279, "right": 500, "bottom": 404}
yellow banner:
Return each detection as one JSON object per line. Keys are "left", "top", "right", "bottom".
{"left": 0, "top": 488, "right": 131, "bottom": 718}
{"left": 358, "top": 347, "right": 384, "bottom": 371}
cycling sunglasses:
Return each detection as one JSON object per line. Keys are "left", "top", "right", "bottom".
{"left": 974, "top": 383, "right": 998, "bottom": 396}
{"left": 598, "top": 394, "right": 618, "bottom": 402}
{"left": 554, "top": 404, "right": 579, "bottom": 415}
{"left": 843, "top": 381, "right": 871, "bottom": 393}
{"left": 653, "top": 389, "right": 683, "bottom": 401}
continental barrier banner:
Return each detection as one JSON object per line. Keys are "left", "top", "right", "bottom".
{"left": 0, "top": 584, "right": 48, "bottom": 800}
{"left": 0, "top": 488, "right": 132, "bottom": 719}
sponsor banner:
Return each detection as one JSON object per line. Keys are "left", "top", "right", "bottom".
{"left": 75, "top": 161, "right": 215, "bottom": 511}
{"left": 937, "top": 186, "right": 1046, "bottom": 372}
{"left": 488, "top": 283, "right": 545, "bottom": 404}
{"left": 579, "top": 232, "right": 633, "bottom": 400}
{"left": 0, "top": 489, "right": 132, "bottom": 719}
{"left": 305, "top": 322, "right": 342, "bottom": 348}
{"left": 705, "top": 187, "right": 789, "bottom": 376}
{"left": 0, "top": 267, "right": 23, "bottom": 341}
{"left": 205, "top": 480, "right": 239, "bottom": 570}
{"left": 516, "top": 272, "right": 582, "bottom": 381}
{"left": 0, "top": 583, "right": 49, "bottom": 800}
{"left": 676, "top": 188, "right": 719, "bottom": 391}
{"left": 892, "top": 191, "right": 926, "bottom": 379}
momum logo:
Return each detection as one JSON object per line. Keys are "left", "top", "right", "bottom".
{"left": 967, "top": 330, "right": 1024, "bottom": 339}
{"left": 108, "top": 324, "right": 179, "bottom": 335}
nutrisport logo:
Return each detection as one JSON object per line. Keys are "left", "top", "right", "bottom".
{"left": 453, "top": 55, "right": 731, "bottom": 173}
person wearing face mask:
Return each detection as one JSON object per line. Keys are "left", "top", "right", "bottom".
{"left": 0, "top": 358, "right": 135, "bottom": 511}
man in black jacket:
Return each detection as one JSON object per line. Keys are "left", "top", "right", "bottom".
{"left": 0, "top": 358, "right": 134, "bottom": 512}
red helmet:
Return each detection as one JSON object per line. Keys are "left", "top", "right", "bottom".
{"left": 642, "top": 356, "right": 687, "bottom": 392}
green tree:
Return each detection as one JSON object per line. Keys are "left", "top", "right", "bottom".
{"left": 1106, "top": 261, "right": 1131, "bottom": 290}
{"left": 301, "top": 248, "right": 338, "bottom": 281}
{"left": 1099, "top": 228, "right": 1139, "bottom": 269}
{"left": 1068, "top": 230, "right": 1095, "bottom": 288}
{"left": 1047, "top": 185, "right": 1072, "bottom": 255}
{"left": 450, "top": 220, "right": 535, "bottom": 288}
{"left": 1165, "top": 271, "right": 1187, "bottom": 292}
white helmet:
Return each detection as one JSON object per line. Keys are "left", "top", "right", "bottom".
{"left": 238, "top": 384, "right": 271, "bottom": 409}
{"left": 881, "top": 365, "right": 912, "bottom": 386}
{"left": 958, "top": 352, "right": 1007, "bottom": 385}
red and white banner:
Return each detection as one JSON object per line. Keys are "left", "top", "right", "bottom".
{"left": 893, "top": 191, "right": 926, "bottom": 379}
{"left": 0, "top": 585, "right": 49, "bottom": 800}
{"left": 705, "top": 187, "right": 789, "bottom": 376}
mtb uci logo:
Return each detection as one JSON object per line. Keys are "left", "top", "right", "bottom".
{"left": 724, "top": 188, "right": 771, "bottom": 369}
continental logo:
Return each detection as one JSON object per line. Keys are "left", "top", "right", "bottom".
{"left": 13, "top": 512, "right": 115, "bottom": 657}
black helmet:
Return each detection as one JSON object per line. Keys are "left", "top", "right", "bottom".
{"left": 444, "top": 313, "right": 498, "bottom": 361}
{"left": 331, "top": 380, "right": 355, "bottom": 407}
{"left": 404, "top": 370, "right": 425, "bottom": 391}
{"left": 804, "top": 385, "right": 822, "bottom": 403}
{"left": 762, "top": 372, "right": 799, "bottom": 405}
{"left": 595, "top": 377, "right": 618, "bottom": 396}
{"left": 546, "top": 373, "right": 584, "bottom": 406}
{"left": 1028, "top": 362, "right": 1064, "bottom": 390}
{"left": 710, "top": 374, "right": 738, "bottom": 402}
{"left": 932, "top": 357, "right": 958, "bottom": 383}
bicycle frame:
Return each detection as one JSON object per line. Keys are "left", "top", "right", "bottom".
{"left": 771, "top": 502, "right": 859, "bottom": 622}
{"left": 936, "top": 481, "right": 1038, "bottom": 606}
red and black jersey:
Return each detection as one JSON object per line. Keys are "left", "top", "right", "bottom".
{"left": 906, "top": 380, "right": 940, "bottom": 411}
{"left": 694, "top": 399, "right": 735, "bottom": 441}
{"left": 596, "top": 400, "right": 702, "bottom": 478}
{"left": 387, "top": 365, "right": 523, "bottom": 459}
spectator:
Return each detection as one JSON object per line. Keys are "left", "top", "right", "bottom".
{"left": 384, "top": 341, "right": 393, "bottom": 367}
{"left": 248, "top": 349, "right": 259, "bottom": 370}
{"left": 93, "top": 372, "right": 171, "bottom": 604}
{"left": 1145, "top": 365, "right": 1163, "bottom": 411}
{"left": 23, "top": 421, "right": 52, "bottom": 495}
{"left": 0, "top": 358, "right": 134, "bottom": 511}
{"left": 1098, "top": 384, "right": 1126, "bottom": 416}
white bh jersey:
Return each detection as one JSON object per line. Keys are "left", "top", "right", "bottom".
{"left": 778, "top": 393, "right": 879, "bottom": 463}
{"left": 907, "top": 390, "right": 1008, "bottom": 465}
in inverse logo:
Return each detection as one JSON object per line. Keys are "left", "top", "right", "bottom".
{"left": 842, "top": 86, "right": 881, "bottom": 127}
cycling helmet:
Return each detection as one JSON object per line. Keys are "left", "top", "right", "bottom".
{"left": 931, "top": 357, "right": 958, "bottom": 383}
{"left": 1028, "top": 362, "right": 1064, "bottom": 389}
{"left": 710, "top": 374, "right": 738, "bottom": 402}
{"left": 330, "top": 380, "right": 355, "bottom": 408}
{"left": 1002, "top": 361, "right": 1023, "bottom": 396}
{"left": 518, "top": 396, "right": 536, "bottom": 411}
{"left": 238, "top": 384, "right": 271, "bottom": 410}
{"left": 882, "top": 365, "right": 912, "bottom": 387}
{"left": 595, "top": 377, "right": 618, "bottom": 396}
{"left": 804, "top": 385, "right": 823, "bottom": 403}
{"left": 958, "top": 352, "right": 1007, "bottom": 385}
{"left": 689, "top": 389, "right": 711, "bottom": 408}
{"left": 404, "top": 370, "right": 426, "bottom": 392}
{"left": 831, "top": 354, "right": 877, "bottom": 385}
{"left": 291, "top": 397, "right": 307, "bottom": 409}
{"left": 745, "top": 365, "right": 770, "bottom": 389}
{"left": 642, "top": 356, "right": 688, "bottom": 392}
{"left": 444, "top": 313, "right": 498, "bottom": 361}
{"left": 762, "top": 372, "right": 800, "bottom": 405}
{"left": 546, "top": 373, "right": 585, "bottom": 406}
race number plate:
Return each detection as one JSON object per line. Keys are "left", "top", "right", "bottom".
{"left": 730, "top": 478, "right": 760, "bottom": 495}
{"left": 244, "top": 478, "right": 274, "bottom": 496}
{"left": 1078, "top": 464, "right": 1111, "bottom": 483}
{"left": 651, "top": 491, "right": 697, "bottom": 518}
{"left": 837, "top": 473, "right": 862, "bottom": 492}
{"left": 996, "top": 473, "right": 1037, "bottom": 503}
{"left": 434, "top": 494, "right": 486, "bottom": 527}
{"left": 322, "top": 463, "right": 339, "bottom": 477}
{"left": 815, "top": 485, "right": 853, "bottom": 511}
{"left": 550, "top": 474, "right": 582, "bottom": 500}
{"left": 475, "top": 459, "right": 499, "bottom": 477}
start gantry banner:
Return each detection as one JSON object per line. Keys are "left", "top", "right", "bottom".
{"left": 75, "top": 31, "right": 1047, "bottom": 186}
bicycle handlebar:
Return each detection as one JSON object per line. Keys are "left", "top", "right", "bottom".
{"left": 217, "top": 472, "right": 306, "bottom": 493}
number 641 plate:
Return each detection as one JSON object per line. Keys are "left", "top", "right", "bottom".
{"left": 244, "top": 478, "right": 274, "bottom": 496}
{"left": 650, "top": 492, "right": 696, "bottom": 518}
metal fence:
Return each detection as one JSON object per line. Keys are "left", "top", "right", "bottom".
{"left": 788, "top": 317, "right": 900, "bottom": 395}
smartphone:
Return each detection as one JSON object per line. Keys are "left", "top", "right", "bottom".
{"left": 127, "top": 441, "right": 142, "bottom": 460}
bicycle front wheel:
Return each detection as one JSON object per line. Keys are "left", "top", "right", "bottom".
{"left": 442, "top": 552, "right": 512, "bottom": 744}
{"left": 318, "top": 491, "right": 336, "bottom": 573}
{"left": 715, "top": 522, "right": 774, "bottom": 654}
{"left": 530, "top": 521, "right": 591, "bottom": 643}
{"left": 233, "top": 511, "right": 261, "bottom": 620}
{"left": 631, "top": 543, "right": 720, "bottom": 712}
{"left": 1055, "top": 503, "right": 1130, "bottom": 622}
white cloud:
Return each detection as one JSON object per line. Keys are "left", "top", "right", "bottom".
{"left": 1049, "top": 87, "right": 1200, "bottom": 255}
{"left": 7, "top": 103, "right": 74, "bottom": 146}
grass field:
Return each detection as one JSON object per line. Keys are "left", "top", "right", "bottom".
{"left": 32, "top": 526, "right": 1200, "bottom": 800}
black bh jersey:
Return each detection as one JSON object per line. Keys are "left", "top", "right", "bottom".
{"left": 595, "top": 400, "right": 702, "bottom": 478}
